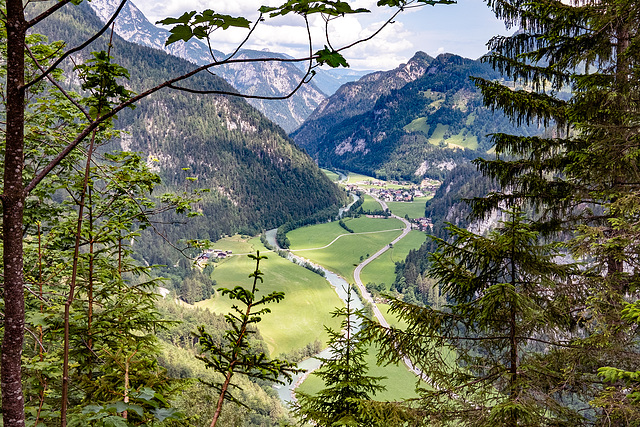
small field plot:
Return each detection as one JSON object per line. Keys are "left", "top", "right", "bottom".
{"left": 322, "top": 168, "right": 340, "bottom": 182}
{"left": 360, "top": 194, "right": 383, "bottom": 212}
{"left": 404, "top": 116, "right": 430, "bottom": 135}
{"left": 360, "top": 230, "right": 428, "bottom": 289}
{"left": 446, "top": 130, "right": 479, "bottom": 150}
{"left": 387, "top": 197, "right": 430, "bottom": 219}
{"left": 296, "top": 343, "right": 421, "bottom": 401}
{"left": 346, "top": 172, "right": 376, "bottom": 185}
{"left": 206, "top": 234, "right": 255, "bottom": 254}
{"left": 285, "top": 221, "right": 347, "bottom": 250}
{"left": 378, "top": 303, "right": 411, "bottom": 330}
{"left": 289, "top": 219, "right": 404, "bottom": 282}
{"left": 197, "top": 237, "right": 341, "bottom": 357}
{"left": 344, "top": 217, "right": 404, "bottom": 233}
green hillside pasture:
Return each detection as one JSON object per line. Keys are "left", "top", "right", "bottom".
{"left": 377, "top": 303, "right": 410, "bottom": 329}
{"left": 386, "top": 197, "right": 430, "bottom": 219}
{"left": 360, "top": 230, "right": 428, "bottom": 289}
{"left": 446, "top": 130, "right": 479, "bottom": 150}
{"left": 345, "top": 217, "right": 404, "bottom": 234}
{"left": 404, "top": 117, "right": 430, "bottom": 135}
{"left": 286, "top": 217, "right": 403, "bottom": 250}
{"left": 322, "top": 168, "right": 340, "bottom": 182}
{"left": 296, "top": 343, "right": 421, "bottom": 401}
{"left": 197, "top": 237, "right": 342, "bottom": 357}
{"left": 206, "top": 234, "right": 255, "bottom": 254}
{"left": 285, "top": 221, "right": 348, "bottom": 250}
{"left": 361, "top": 194, "right": 384, "bottom": 212}
{"left": 288, "top": 218, "right": 404, "bottom": 281}
{"left": 427, "top": 123, "right": 479, "bottom": 150}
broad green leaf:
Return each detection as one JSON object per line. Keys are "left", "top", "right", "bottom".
{"left": 104, "top": 416, "right": 128, "bottom": 427}
{"left": 151, "top": 407, "right": 180, "bottom": 422}
{"left": 137, "top": 387, "right": 155, "bottom": 401}
{"left": 115, "top": 401, "right": 128, "bottom": 414}
{"left": 82, "top": 404, "right": 103, "bottom": 414}
{"left": 165, "top": 25, "right": 193, "bottom": 46}
{"left": 315, "top": 47, "right": 349, "bottom": 68}
{"left": 156, "top": 11, "right": 196, "bottom": 26}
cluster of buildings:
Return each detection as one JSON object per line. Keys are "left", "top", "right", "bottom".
{"left": 196, "top": 249, "right": 233, "bottom": 263}
{"left": 367, "top": 186, "right": 435, "bottom": 202}
{"left": 411, "top": 217, "right": 433, "bottom": 231}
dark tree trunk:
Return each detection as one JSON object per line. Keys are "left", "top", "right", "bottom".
{"left": 1, "top": 0, "right": 27, "bottom": 426}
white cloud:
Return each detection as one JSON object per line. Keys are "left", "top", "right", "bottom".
{"left": 132, "top": 0, "right": 508, "bottom": 69}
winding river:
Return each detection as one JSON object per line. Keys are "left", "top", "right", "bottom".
{"left": 263, "top": 228, "right": 365, "bottom": 404}
{"left": 264, "top": 188, "right": 424, "bottom": 405}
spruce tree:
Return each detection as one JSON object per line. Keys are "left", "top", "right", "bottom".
{"left": 471, "top": 0, "right": 640, "bottom": 421}
{"left": 367, "top": 212, "right": 581, "bottom": 426}
{"left": 294, "top": 286, "right": 400, "bottom": 427}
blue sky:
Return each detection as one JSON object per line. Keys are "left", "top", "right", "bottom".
{"left": 135, "top": 0, "right": 513, "bottom": 70}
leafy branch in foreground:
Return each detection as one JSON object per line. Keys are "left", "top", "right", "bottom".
{"left": 195, "top": 252, "right": 302, "bottom": 427}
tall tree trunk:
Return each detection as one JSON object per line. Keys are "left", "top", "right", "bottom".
{"left": 1, "top": 0, "right": 27, "bottom": 425}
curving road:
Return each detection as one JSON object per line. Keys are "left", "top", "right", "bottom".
{"left": 352, "top": 193, "right": 411, "bottom": 328}
{"left": 351, "top": 193, "right": 436, "bottom": 385}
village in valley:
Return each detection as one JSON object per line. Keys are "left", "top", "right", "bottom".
{"left": 346, "top": 176, "right": 440, "bottom": 232}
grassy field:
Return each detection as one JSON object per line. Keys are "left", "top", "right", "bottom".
{"left": 377, "top": 303, "right": 410, "bottom": 329}
{"left": 360, "top": 230, "right": 428, "bottom": 289}
{"left": 386, "top": 198, "right": 430, "bottom": 219}
{"left": 287, "top": 217, "right": 404, "bottom": 281}
{"left": 345, "top": 172, "right": 376, "bottom": 185}
{"left": 196, "top": 236, "right": 342, "bottom": 357}
{"left": 296, "top": 343, "right": 421, "bottom": 401}
{"left": 404, "top": 116, "right": 430, "bottom": 134}
{"left": 322, "top": 168, "right": 341, "bottom": 182}
{"left": 361, "top": 194, "right": 383, "bottom": 212}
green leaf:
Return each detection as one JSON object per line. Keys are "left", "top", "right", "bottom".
{"left": 127, "top": 404, "right": 144, "bottom": 417}
{"left": 151, "top": 407, "right": 180, "bottom": 422}
{"left": 103, "top": 416, "right": 128, "bottom": 427}
{"left": 156, "top": 11, "right": 196, "bottom": 26}
{"left": 137, "top": 387, "right": 155, "bottom": 401}
{"left": 315, "top": 47, "right": 349, "bottom": 68}
{"left": 115, "top": 401, "right": 128, "bottom": 414}
{"left": 82, "top": 404, "right": 103, "bottom": 414}
{"left": 165, "top": 24, "right": 193, "bottom": 45}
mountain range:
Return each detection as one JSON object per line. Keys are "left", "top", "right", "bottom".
{"left": 87, "top": 0, "right": 369, "bottom": 132}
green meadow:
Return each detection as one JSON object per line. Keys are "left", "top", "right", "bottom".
{"left": 404, "top": 116, "right": 430, "bottom": 134}
{"left": 287, "top": 217, "right": 404, "bottom": 281}
{"left": 345, "top": 172, "right": 376, "bottom": 185}
{"left": 360, "top": 230, "right": 428, "bottom": 289}
{"left": 386, "top": 197, "right": 430, "bottom": 219}
{"left": 196, "top": 236, "right": 342, "bottom": 357}
{"left": 360, "top": 194, "right": 384, "bottom": 212}
{"left": 321, "top": 168, "right": 341, "bottom": 182}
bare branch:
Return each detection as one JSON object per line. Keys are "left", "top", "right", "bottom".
{"left": 24, "top": 0, "right": 129, "bottom": 90}
{"left": 25, "top": 0, "right": 74, "bottom": 27}
{"left": 25, "top": 44, "right": 91, "bottom": 121}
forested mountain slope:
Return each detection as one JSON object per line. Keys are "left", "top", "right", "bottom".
{"left": 294, "top": 53, "right": 537, "bottom": 181}
{"left": 87, "top": 0, "right": 347, "bottom": 132}
{"left": 292, "top": 51, "right": 434, "bottom": 157}
{"left": 34, "top": 2, "right": 347, "bottom": 268}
